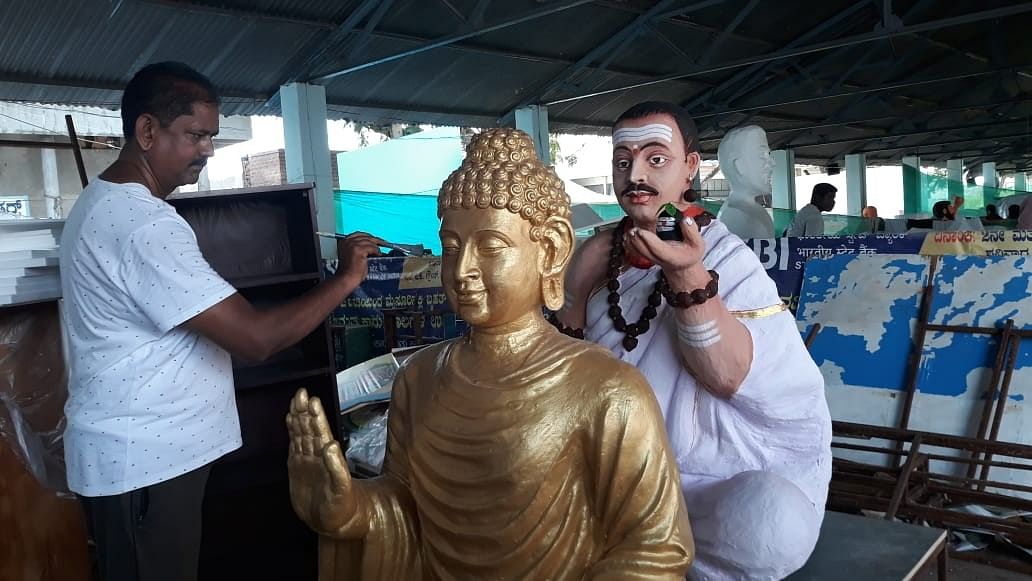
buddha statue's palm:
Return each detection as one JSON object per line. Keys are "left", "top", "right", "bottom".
{"left": 286, "top": 389, "right": 357, "bottom": 536}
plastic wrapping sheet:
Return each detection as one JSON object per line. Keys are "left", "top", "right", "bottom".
{"left": 346, "top": 411, "right": 388, "bottom": 476}
{"left": 0, "top": 302, "right": 69, "bottom": 493}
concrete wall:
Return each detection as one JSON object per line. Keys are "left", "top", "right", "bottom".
{"left": 0, "top": 146, "right": 118, "bottom": 218}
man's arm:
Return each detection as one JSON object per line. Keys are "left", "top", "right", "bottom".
{"left": 624, "top": 220, "right": 753, "bottom": 398}
{"left": 185, "top": 234, "right": 381, "bottom": 362}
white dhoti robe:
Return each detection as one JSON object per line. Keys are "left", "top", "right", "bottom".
{"left": 585, "top": 220, "right": 832, "bottom": 580}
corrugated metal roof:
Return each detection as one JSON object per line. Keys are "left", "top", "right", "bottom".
{"left": 0, "top": 0, "right": 1029, "bottom": 168}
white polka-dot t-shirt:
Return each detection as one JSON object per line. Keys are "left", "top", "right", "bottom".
{"left": 60, "top": 179, "right": 242, "bottom": 497}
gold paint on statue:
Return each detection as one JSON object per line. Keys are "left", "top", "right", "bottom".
{"left": 287, "top": 128, "right": 693, "bottom": 580}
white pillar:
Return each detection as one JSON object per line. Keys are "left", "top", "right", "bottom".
{"left": 982, "top": 162, "right": 997, "bottom": 188}
{"left": 902, "top": 155, "right": 921, "bottom": 215}
{"left": 1016, "top": 172, "right": 1028, "bottom": 192}
{"left": 947, "top": 158, "right": 964, "bottom": 199}
{"left": 845, "top": 153, "right": 867, "bottom": 216}
{"left": 771, "top": 149, "right": 796, "bottom": 209}
{"left": 514, "top": 105, "right": 550, "bottom": 166}
{"left": 281, "top": 82, "right": 335, "bottom": 258}
{"left": 40, "top": 148, "right": 62, "bottom": 218}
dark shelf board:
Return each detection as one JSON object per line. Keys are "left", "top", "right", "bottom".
{"left": 230, "top": 271, "right": 322, "bottom": 289}
{"left": 234, "top": 362, "right": 334, "bottom": 390}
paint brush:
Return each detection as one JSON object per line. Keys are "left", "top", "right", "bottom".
{"left": 316, "top": 231, "right": 424, "bottom": 257}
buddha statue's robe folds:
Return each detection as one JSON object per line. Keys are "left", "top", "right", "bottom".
{"left": 316, "top": 331, "right": 693, "bottom": 580}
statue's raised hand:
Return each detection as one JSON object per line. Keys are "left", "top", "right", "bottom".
{"left": 287, "top": 388, "right": 358, "bottom": 536}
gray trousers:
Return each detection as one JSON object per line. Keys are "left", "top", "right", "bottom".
{"left": 80, "top": 463, "right": 212, "bottom": 581}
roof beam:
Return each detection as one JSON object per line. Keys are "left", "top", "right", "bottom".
{"left": 680, "top": 3, "right": 872, "bottom": 113}
{"left": 854, "top": 132, "right": 1031, "bottom": 155}
{"left": 547, "top": 2, "right": 1032, "bottom": 106}
{"left": 695, "top": 0, "right": 760, "bottom": 65}
{"left": 788, "top": 118, "right": 1028, "bottom": 151}
{"left": 469, "top": 0, "right": 492, "bottom": 27}
{"left": 0, "top": 71, "right": 267, "bottom": 103}
{"left": 698, "top": 97, "right": 1032, "bottom": 144}
{"left": 589, "top": 0, "right": 774, "bottom": 50}
{"left": 132, "top": 0, "right": 335, "bottom": 29}
{"left": 293, "top": 0, "right": 381, "bottom": 81}
{"left": 311, "top": 0, "right": 596, "bottom": 84}
{"left": 688, "top": 66, "right": 1028, "bottom": 121}
{"left": 344, "top": 0, "right": 397, "bottom": 64}
{"left": 502, "top": 0, "right": 694, "bottom": 117}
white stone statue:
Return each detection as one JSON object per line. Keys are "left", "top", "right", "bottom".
{"left": 716, "top": 125, "right": 776, "bottom": 240}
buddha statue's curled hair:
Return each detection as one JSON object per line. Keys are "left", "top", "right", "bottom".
{"left": 438, "top": 128, "right": 571, "bottom": 241}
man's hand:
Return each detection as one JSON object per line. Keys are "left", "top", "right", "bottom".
{"left": 287, "top": 388, "right": 358, "bottom": 537}
{"left": 335, "top": 232, "right": 384, "bottom": 286}
{"left": 623, "top": 217, "right": 708, "bottom": 288}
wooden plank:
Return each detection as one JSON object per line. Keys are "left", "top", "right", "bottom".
{"left": 787, "top": 511, "right": 947, "bottom": 581}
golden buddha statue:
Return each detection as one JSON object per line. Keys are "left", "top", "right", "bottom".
{"left": 286, "top": 128, "right": 693, "bottom": 580}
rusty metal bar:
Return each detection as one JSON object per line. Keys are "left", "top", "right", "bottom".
{"left": 967, "top": 320, "right": 1014, "bottom": 480}
{"left": 919, "top": 470, "right": 1032, "bottom": 495}
{"left": 886, "top": 436, "right": 923, "bottom": 520}
{"left": 979, "top": 335, "right": 1022, "bottom": 491}
{"left": 925, "top": 323, "right": 1032, "bottom": 338}
{"left": 900, "top": 505, "right": 1032, "bottom": 545}
{"left": 804, "top": 323, "right": 822, "bottom": 348}
{"left": 65, "top": 114, "right": 88, "bottom": 188}
{"left": 834, "top": 421, "right": 1032, "bottom": 459}
{"left": 895, "top": 256, "right": 938, "bottom": 465}
{"left": 922, "top": 482, "right": 1032, "bottom": 512}
{"left": 832, "top": 441, "right": 906, "bottom": 456}
{"left": 833, "top": 440, "right": 1032, "bottom": 471}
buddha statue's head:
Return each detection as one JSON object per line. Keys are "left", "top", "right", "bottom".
{"left": 438, "top": 128, "right": 574, "bottom": 328}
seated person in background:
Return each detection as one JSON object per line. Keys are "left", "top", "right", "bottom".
{"left": 862, "top": 205, "right": 886, "bottom": 232}
{"left": 786, "top": 183, "right": 836, "bottom": 236}
{"left": 984, "top": 204, "right": 1003, "bottom": 222}
{"left": 1019, "top": 198, "right": 1032, "bottom": 230}
{"left": 932, "top": 199, "right": 984, "bottom": 232}
{"left": 286, "top": 128, "right": 693, "bottom": 580}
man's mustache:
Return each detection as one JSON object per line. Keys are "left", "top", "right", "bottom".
{"left": 620, "top": 183, "right": 660, "bottom": 197}
{"left": 190, "top": 160, "right": 207, "bottom": 169}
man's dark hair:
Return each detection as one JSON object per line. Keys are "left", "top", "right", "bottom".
{"left": 1008, "top": 204, "right": 1021, "bottom": 220}
{"left": 811, "top": 182, "right": 837, "bottom": 203}
{"left": 615, "top": 101, "right": 699, "bottom": 155}
{"left": 121, "top": 61, "right": 219, "bottom": 140}
{"left": 932, "top": 200, "right": 952, "bottom": 220}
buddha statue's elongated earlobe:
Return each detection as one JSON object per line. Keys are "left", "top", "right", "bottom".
{"left": 543, "top": 274, "right": 564, "bottom": 311}
{"left": 538, "top": 216, "right": 574, "bottom": 311}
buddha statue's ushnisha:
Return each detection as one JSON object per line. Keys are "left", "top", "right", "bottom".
{"left": 286, "top": 128, "right": 693, "bottom": 580}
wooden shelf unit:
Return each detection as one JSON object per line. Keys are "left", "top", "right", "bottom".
{"left": 168, "top": 182, "right": 336, "bottom": 580}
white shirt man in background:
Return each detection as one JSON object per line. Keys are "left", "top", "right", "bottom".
{"left": 787, "top": 183, "right": 837, "bottom": 236}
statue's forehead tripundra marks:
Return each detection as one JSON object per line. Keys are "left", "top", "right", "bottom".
{"left": 612, "top": 123, "right": 674, "bottom": 148}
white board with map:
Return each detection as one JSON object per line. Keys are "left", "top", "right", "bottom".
{"left": 798, "top": 254, "right": 1031, "bottom": 489}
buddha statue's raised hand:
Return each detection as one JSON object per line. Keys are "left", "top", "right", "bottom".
{"left": 286, "top": 388, "right": 358, "bottom": 536}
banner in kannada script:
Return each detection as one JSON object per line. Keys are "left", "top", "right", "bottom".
{"left": 331, "top": 256, "right": 465, "bottom": 353}
{"left": 744, "top": 234, "right": 925, "bottom": 310}
{"left": 919, "top": 230, "right": 1032, "bottom": 257}
{"left": 336, "top": 235, "right": 930, "bottom": 347}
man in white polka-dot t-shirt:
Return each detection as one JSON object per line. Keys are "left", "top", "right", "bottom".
{"left": 60, "top": 62, "right": 381, "bottom": 581}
